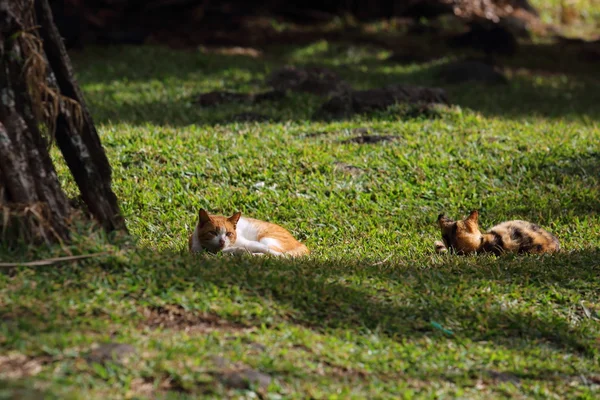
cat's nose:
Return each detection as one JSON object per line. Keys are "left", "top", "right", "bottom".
{"left": 219, "top": 238, "right": 225, "bottom": 247}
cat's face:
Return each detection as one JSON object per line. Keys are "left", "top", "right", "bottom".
{"left": 196, "top": 209, "right": 241, "bottom": 253}
{"left": 437, "top": 211, "right": 483, "bottom": 254}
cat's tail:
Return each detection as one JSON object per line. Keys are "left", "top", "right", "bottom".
{"left": 285, "top": 243, "right": 310, "bottom": 257}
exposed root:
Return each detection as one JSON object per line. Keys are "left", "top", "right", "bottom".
{"left": 0, "top": 202, "right": 68, "bottom": 250}
{"left": 15, "top": 2, "right": 83, "bottom": 143}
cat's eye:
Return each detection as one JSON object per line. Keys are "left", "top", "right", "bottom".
{"left": 226, "top": 232, "right": 233, "bottom": 237}
{"left": 209, "top": 230, "right": 218, "bottom": 236}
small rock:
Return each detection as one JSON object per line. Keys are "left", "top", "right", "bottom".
{"left": 86, "top": 343, "right": 136, "bottom": 364}
{"left": 219, "top": 368, "right": 272, "bottom": 390}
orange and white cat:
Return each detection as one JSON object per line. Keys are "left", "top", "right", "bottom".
{"left": 188, "top": 209, "right": 309, "bottom": 257}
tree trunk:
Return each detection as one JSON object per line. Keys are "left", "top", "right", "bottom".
{"left": 35, "top": 0, "right": 126, "bottom": 233}
{"left": 0, "top": 0, "right": 125, "bottom": 247}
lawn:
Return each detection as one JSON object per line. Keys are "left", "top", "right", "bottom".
{"left": 1, "top": 22, "right": 599, "bottom": 399}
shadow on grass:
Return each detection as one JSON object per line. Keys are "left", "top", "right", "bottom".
{"left": 0, "top": 380, "right": 58, "bottom": 399}
{"left": 71, "top": 38, "right": 600, "bottom": 126}
{"left": 191, "top": 250, "right": 600, "bottom": 356}
{"left": 2, "top": 249, "right": 599, "bottom": 357}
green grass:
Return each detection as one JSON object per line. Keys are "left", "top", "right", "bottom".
{"left": 1, "top": 34, "right": 599, "bottom": 399}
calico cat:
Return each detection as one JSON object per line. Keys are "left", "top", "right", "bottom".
{"left": 189, "top": 209, "right": 309, "bottom": 257}
{"left": 435, "top": 210, "right": 560, "bottom": 255}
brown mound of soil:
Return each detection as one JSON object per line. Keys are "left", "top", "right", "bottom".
{"left": 436, "top": 60, "right": 508, "bottom": 84}
{"left": 194, "top": 90, "right": 285, "bottom": 107}
{"left": 318, "top": 84, "right": 449, "bottom": 118}
{"left": 142, "top": 305, "right": 247, "bottom": 332}
{"left": 342, "top": 135, "right": 400, "bottom": 144}
{"left": 267, "top": 65, "right": 351, "bottom": 96}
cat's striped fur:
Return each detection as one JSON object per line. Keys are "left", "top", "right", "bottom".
{"left": 435, "top": 211, "right": 560, "bottom": 255}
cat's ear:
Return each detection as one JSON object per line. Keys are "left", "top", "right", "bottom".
{"left": 465, "top": 210, "right": 479, "bottom": 232}
{"left": 198, "top": 208, "right": 212, "bottom": 226}
{"left": 228, "top": 212, "right": 242, "bottom": 226}
{"left": 437, "top": 213, "right": 453, "bottom": 228}
{"left": 466, "top": 210, "right": 479, "bottom": 222}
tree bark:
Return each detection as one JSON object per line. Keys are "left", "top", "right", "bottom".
{"left": 35, "top": 0, "right": 126, "bottom": 232}
{"left": 0, "top": 0, "right": 126, "bottom": 246}
{"left": 0, "top": 0, "right": 71, "bottom": 244}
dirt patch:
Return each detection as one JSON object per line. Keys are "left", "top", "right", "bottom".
{"left": 252, "top": 90, "right": 286, "bottom": 103}
{"left": 200, "top": 46, "right": 263, "bottom": 58}
{"left": 580, "top": 47, "right": 600, "bottom": 62}
{"left": 207, "top": 356, "right": 272, "bottom": 390}
{"left": 130, "top": 377, "right": 166, "bottom": 397}
{"left": 86, "top": 343, "right": 136, "bottom": 365}
{"left": 333, "top": 162, "right": 365, "bottom": 175}
{"left": 0, "top": 354, "right": 48, "bottom": 379}
{"left": 130, "top": 356, "right": 272, "bottom": 396}
{"left": 267, "top": 66, "right": 351, "bottom": 96}
{"left": 231, "top": 112, "right": 272, "bottom": 122}
{"left": 194, "top": 90, "right": 284, "bottom": 107}
{"left": 342, "top": 135, "right": 400, "bottom": 144}
{"left": 386, "top": 51, "right": 441, "bottom": 64}
{"left": 319, "top": 359, "right": 369, "bottom": 379}
{"left": 216, "top": 368, "right": 272, "bottom": 390}
{"left": 142, "top": 305, "right": 248, "bottom": 333}
{"left": 588, "top": 375, "right": 600, "bottom": 385}
{"left": 436, "top": 60, "right": 508, "bottom": 85}
{"left": 448, "top": 22, "right": 518, "bottom": 57}
{"left": 395, "top": 103, "right": 455, "bottom": 119}
{"left": 194, "top": 91, "right": 250, "bottom": 107}
{"left": 484, "top": 370, "right": 521, "bottom": 385}
{"left": 0, "top": 306, "right": 39, "bottom": 321}
{"left": 472, "top": 370, "right": 522, "bottom": 390}
{"left": 317, "top": 84, "right": 449, "bottom": 118}
{"left": 130, "top": 375, "right": 194, "bottom": 397}
{"left": 303, "top": 131, "right": 331, "bottom": 138}
{"left": 246, "top": 342, "right": 267, "bottom": 352}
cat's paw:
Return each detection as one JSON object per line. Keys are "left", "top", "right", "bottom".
{"left": 434, "top": 241, "right": 447, "bottom": 254}
{"left": 221, "top": 247, "right": 248, "bottom": 255}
